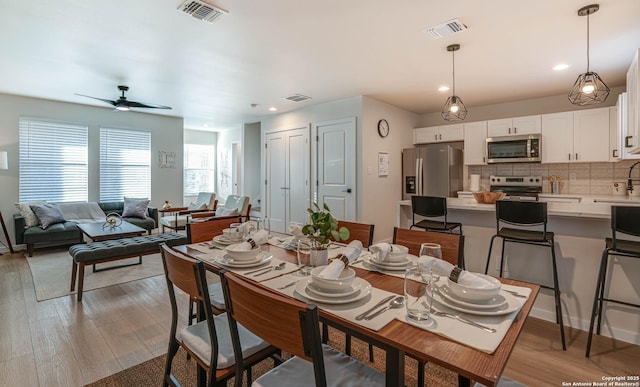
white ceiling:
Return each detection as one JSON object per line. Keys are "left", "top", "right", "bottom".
{"left": 1, "top": 0, "right": 639, "bottom": 130}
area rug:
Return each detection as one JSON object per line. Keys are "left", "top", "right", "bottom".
{"left": 27, "top": 248, "right": 165, "bottom": 301}
{"left": 86, "top": 328, "right": 458, "bottom": 387}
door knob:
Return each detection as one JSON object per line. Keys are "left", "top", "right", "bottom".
{"left": 342, "top": 188, "right": 352, "bottom": 193}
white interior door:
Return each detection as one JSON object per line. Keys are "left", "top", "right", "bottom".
{"left": 265, "top": 132, "right": 286, "bottom": 233}
{"left": 315, "top": 118, "right": 356, "bottom": 221}
{"left": 287, "top": 128, "right": 310, "bottom": 226}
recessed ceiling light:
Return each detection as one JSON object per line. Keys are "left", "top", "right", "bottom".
{"left": 269, "top": 107, "right": 277, "bottom": 112}
{"left": 438, "top": 86, "right": 450, "bottom": 92}
{"left": 553, "top": 64, "right": 569, "bottom": 71}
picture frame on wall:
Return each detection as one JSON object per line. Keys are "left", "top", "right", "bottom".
{"left": 158, "top": 151, "right": 176, "bottom": 169}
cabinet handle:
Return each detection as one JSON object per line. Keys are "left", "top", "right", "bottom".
{"left": 625, "top": 136, "right": 633, "bottom": 148}
{"left": 439, "top": 134, "right": 442, "bottom": 140}
{"left": 568, "top": 154, "right": 571, "bottom": 160}
{"left": 613, "top": 149, "right": 618, "bottom": 158}
{"left": 514, "top": 127, "right": 517, "bottom": 134}
{"left": 575, "top": 153, "right": 578, "bottom": 160}
{"left": 483, "top": 156, "right": 486, "bottom": 163}
{"left": 508, "top": 128, "right": 511, "bottom": 134}
{"left": 435, "top": 134, "right": 438, "bottom": 141}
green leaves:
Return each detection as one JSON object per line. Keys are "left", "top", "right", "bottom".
{"left": 302, "top": 202, "right": 350, "bottom": 248}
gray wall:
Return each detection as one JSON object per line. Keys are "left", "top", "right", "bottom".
{"left": 243, "top": 122, "right": 261, "bottom": 212}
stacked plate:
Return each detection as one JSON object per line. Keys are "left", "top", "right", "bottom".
{"left": 213, "top": 252, "right": 272, "bottom": 268}
{"left": 294, "top": 265, "right": 371, "bottom": 304}
{"left": 364, "top": 253, "right": 416, "bottom": 271}
{"left": 432, "top": 278, "right": 522, "bottom": 316}
{"left": 211, "top": 235, "right": 236, "bottom": 247}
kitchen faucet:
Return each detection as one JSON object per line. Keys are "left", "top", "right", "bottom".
{"left": 628, "top": 161, "right": 640, "bottom": 194}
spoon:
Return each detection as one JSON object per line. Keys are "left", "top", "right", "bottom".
{"left": 253, "top": 262, "right": 286, "bottom": 277}
{"left": 364, "top": 296, "right": 405, "bottom": 320}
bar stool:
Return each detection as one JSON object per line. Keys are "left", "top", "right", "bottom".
{"left": 586, "top": 206, "right": 640, "bottom": 357}
{"left": 484, "top": 200, "right": 566, "bottom": 350}
{"left": 410, "top": 195, "right": 463, "bottom": 234}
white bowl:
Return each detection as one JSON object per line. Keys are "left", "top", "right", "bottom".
{"left": 447, "top": 273, "right": 501, "bottom": 302}
{"left": 387, "top": 244, "right": 409, "bottom": 262}
{"left": 223, "top": 227, "right": 243, "bottom": 242}
{"left": 310, "top": 266, "right": 356, "bottom": 292}
{"left": 225, "top": 243, "right": 261, "bottom": 261}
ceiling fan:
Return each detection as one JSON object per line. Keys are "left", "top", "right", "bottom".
{"left": 76, "top": 85, "right": 172, "bottom": 111}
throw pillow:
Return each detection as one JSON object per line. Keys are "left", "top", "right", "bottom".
{"left": 187, "top": 202, "right": 208, "bottom": 211}
{"left": 123, "top": 197, "right": 150, "bottom": 219}
{"left": 29, "top": 203, "right": 66, "bottom": 229}
{"left": 15, "top": 201, "right": 47, "bottom": 227}
{"left": 218, "top": 207, "right": 239, "bottom": 216}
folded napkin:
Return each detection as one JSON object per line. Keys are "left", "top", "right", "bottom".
{"left": 289, "top": 224, "right": 304, "bottom": 238}
{"left": 237, "top": 221, "right": 257, "bottom": 235}
{"left": 232, "top": 229, "right": 269, "bottom": 251}
{"left": 318, "top": 240, "right": 363, "bottom": 279}
{"left": 369, "top": 242, "right": 391, "bottom": 261}
{"left": 418, "top": 256, "right": 496, "bottom": 289}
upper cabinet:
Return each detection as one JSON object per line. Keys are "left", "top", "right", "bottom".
{"left": 413, "top": 124, "right": 463, "bottom": 144}
{"left": 542, "top": 108, "right": 610, "bottom": 163}
{"left": 463, "top": 121, "right": 488, "bottom": 165}
{"left": 626, "top": 48, "right": 640, "bottom": 154}
{"left": 487, "top": 115, "right": 541, "bottom": 137}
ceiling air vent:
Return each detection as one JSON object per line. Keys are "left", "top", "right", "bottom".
{"left": 423, "top": 18, "right": 467, "bottom": 40}
{"left": 283, "top": 94, "right": 312, "bottom": 103}
{"left": 177, "top": 0, "right": 228, "bottom": 23}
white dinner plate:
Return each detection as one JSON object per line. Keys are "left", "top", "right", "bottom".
{"left": 212, "top": 235, "right": 238, "bottom": 246}
{"left": 364, "top": 254, "right": 416, "bottom": 271}
{"left": 213, "top": 253, "right": 272, "bottom": 268}
{"left": 295, "top": 278, "right": 371, "bottom": 304}
{"left": 305, "top": 277, "right": 368, "bottom": 298}
{"left": 436, "top": 284, "right": 508, "bottom": 310}
{"left": 432, "top": 288, "right": 522, "bottom": 316}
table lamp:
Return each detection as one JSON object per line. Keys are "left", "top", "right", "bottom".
{"left": 0, "top": 151, "right": 15, "bottom": 254}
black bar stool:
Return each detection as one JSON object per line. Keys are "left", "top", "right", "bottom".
{"left": 484, "top": 200, "right": 566, "bottom": 350}
{"left": 586, "top": 206, "right": 640, "bottom": 357}
{"left": 410, "top": 195, "right": 463, "bottom": 234}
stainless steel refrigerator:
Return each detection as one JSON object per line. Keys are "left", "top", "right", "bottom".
{"left": 402, "top": 143, "right": 463, "bottom": 199}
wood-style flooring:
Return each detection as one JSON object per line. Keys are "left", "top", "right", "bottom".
{"left": 1, "top": 251, "right": 638, "bottom": 386}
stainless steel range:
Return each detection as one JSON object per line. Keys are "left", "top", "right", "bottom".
{"left": 489, "top": 175, "right": 542, "bottom": 200}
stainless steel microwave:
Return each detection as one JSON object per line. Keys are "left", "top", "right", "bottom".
{"left": 486, "top": 134, "right": 541, "bottom": 163}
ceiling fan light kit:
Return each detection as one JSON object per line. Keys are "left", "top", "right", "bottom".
{"left": 441, "top": 44, "right": 468, "bottom": 122}
{"left": 76, "top": 85, "right": 172, "bottom": 111}
{"left": 568, "top": 3, "right": 610, "bottom": 106}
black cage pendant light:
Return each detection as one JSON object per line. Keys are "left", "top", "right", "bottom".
{"left": 568, "top": 4, "right": 610, "bottom": 105}
{"left": 442, "top": 44, "right": 468, "bottom": 122}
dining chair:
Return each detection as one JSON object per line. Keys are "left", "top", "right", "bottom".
{"left": 410, "top": 195, "right": 463, "bottom": 234}
{"left": 159, "top": 192, "right": 218, "bottom": 233}
{"left": 160, "top": 244, "right": 279, "bottom": 387}
{"left": 393, "top": 227, "right": 465, "bottom": 268}
{"left": 220, "top": 270, "right": 385, "bottom": 387}
{"left": 186, "top": 215, "right": 243, "bottom": 244}
{"left": 586, "top": 206, "right": 640, "bottom": 357}
{"left": 483, "top": 200, "right": 565, "bottom": 351}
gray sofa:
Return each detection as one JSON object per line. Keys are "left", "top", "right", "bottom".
{"left": 14, "top": 201, "right": 158, "bottom": 256}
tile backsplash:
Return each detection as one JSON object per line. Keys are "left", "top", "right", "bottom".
{"left": 467, "top": 160, "right": 640, "bottom": 195}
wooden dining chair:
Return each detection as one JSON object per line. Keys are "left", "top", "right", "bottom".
{"left": 393, "top": 226, "right": 465, "bottom": 268}
{"left": 159, "top": 244, "right": 279, "bottom": 387}
{"left": 334, "top": 220, "right": 375, "bottom": 247}
{"left": 220, "top": 270, "right": 385, "bottom": 387}
{"left": 186, "top": 215, "right": 243, "bottom": 244}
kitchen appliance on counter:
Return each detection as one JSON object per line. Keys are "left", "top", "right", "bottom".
{"left": 486, "top": 134, "right": 541, "bottom": 163}
{"left": 402, "top": 144, "right": 463, "bottom": 199}
{"left": 489, "top": 175, "right": 542, "bottom": 200}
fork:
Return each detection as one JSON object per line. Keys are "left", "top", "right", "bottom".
{"left": 427, "top": 306, "right": 497, "bottom": 333}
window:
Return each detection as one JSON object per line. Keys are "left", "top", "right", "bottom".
{"left": 100, "top": 127, "right": 151, "bottom": 201}
{"left": 184, "top": 143, "right": 215, "bottom": 196}
{"left": 19, "top": 118, "right": 88, "bottom": 202}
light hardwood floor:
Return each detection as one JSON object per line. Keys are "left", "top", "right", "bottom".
{"left": 1, "top": 251, "right": 638, "bottom": 386}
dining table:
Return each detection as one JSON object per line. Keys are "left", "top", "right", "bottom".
{"left": 175, "top": 237, "right": 540, "bottom": 387}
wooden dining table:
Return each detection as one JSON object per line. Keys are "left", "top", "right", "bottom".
{"left": 176, "top": 242, "right": 540, "bottom": 387}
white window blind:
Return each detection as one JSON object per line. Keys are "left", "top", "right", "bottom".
{"left": 184, "top": 143, "right": 216, "bottom": 196}
{"left": 19, "top": 118, "right": 88, "bottom": 202}
{"left": 100, "top": 127, "right": 151, "bottom": 201}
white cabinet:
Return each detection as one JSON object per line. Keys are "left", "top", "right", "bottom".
{"left": 626, "top": 49, "right": 640, "bottom": 154}
{"left": 487, "top": 115, "right": 541, "bottom": 137}
{"left": 610, "top": 105, "right": 621, "bottom": 161}
{"left": 463, "top": 121, "right": 487, "bottom": 165}
{"left": 542, "top": 108, "right": 610, "bottom": 163}
{"left": 413, "top": 124, "right": 463, "bottom": 144}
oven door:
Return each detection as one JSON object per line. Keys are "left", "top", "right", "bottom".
{"left": 486, "top": 135, "right": 540, "bottom": 163}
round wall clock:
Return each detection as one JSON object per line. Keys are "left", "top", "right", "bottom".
{"left": 377, "top": 119, "right": 389, "bottom": 138}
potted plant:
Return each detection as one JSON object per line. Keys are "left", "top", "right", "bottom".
{"left": 300, "top": 203, "right": 350, "bottom": 267}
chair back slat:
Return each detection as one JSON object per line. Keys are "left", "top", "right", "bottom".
{"left": 612, "top": 206, "right": 640, "bottom": 238}
{"left": 411, "top": 196, "right": 447, "bottom": 218}
{"left": 187, "top": 215, "right": 243, "bottom": 244}
{"left": 334, "top": 220, "right": 374, "bottom": 247}
{"left": 160, "top": 244, "right": 203, "bottom": 301}
{"left": 393, "top": 227, "right": 464, "bottom": 266}
{"left": 496, "top": 200, "right": 547, "bottom": 226}
{"left": 222, "top": 272, "right": 316, "bottom": 362}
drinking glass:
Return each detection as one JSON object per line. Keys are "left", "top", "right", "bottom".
{"left": 258, "top": 217, "right": 271, "bottom": 237}
{"left": 404, "top": 264, "right": 435, "bottom": 323}
{"left": 296, "top": 239, "right": 313, "bottom": 276}
{"left": 419, "top": 243, "right": 442, "bottom": 281}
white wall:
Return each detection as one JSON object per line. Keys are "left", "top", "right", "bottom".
{"left": 0, "top": 92, "right": 183, "bottom": 248}
{"left": 361, "top": 97, "right": 418, "bottom": 242}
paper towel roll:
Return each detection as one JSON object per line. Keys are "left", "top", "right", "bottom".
{"left": 470, "top": 174, "right": 480, "bottom": 192}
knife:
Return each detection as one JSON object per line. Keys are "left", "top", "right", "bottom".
{"left": 355, "top": 295, "right": 396, "bottom": 320}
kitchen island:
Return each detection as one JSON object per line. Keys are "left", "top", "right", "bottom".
{"left": 397, "top": 196, "right": 640, "bottom": 347}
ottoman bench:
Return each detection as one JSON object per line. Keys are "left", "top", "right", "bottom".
{"left": 69, "top": 233, "right": 187, "bottom": 301}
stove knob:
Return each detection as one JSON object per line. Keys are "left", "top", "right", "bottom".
{"left": 536, "top": 178, "right": 540, "bottom": 182}
{"left": 529, "top": 178, "right": 533, "bottom": 183}
{"left": 491, "top": 178, "right": 495, "bottom": 182}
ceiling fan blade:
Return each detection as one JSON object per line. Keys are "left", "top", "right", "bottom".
{"left": 123, "top": 100, "right": 172, "bottom": 109}
{"left": 75, "top": 93, "right": 117, "bottom": 106}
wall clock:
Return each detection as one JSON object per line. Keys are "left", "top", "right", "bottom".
{"left": 377, "top": 119, "right": 389, "bottom": 138}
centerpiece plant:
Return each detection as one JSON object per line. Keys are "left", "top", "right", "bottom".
{"left": 302, "top": 202, "right": 350, "bottom": 250}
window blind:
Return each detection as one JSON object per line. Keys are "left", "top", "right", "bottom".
{"left": 184, "top": 143, "right": 216, "bottom": 196}
{"left": 99, "top": 127, "right": 151, "bottom": 201}
{"left": 19, "top": 118, "right": 88, "bottom": 202}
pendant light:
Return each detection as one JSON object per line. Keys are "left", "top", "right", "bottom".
{"left": 442, "top": 44, "right": 468, "bottom": 122}
{"left": 568, "top": 4, "right": 610, "bottom": 105}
